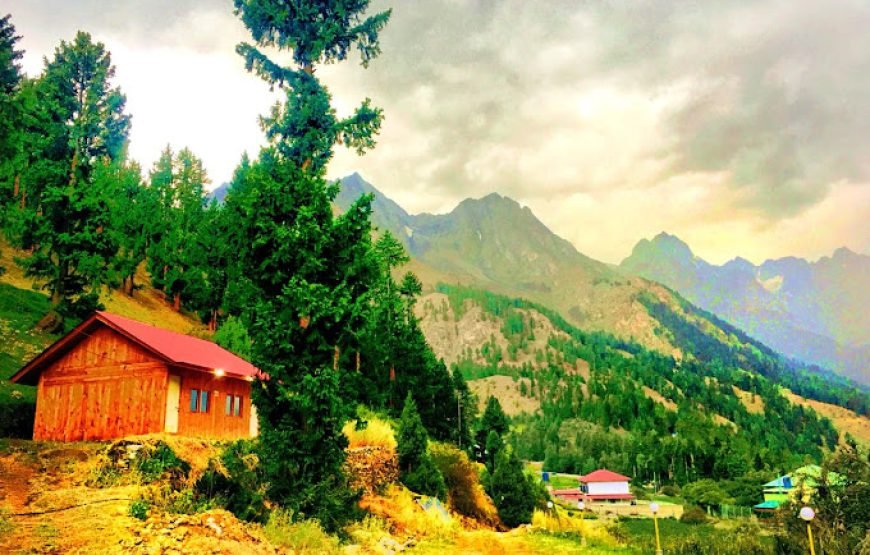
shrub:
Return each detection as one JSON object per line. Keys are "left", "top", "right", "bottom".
{"left": 402, "top": 455, "right": 447, "bottom": 501}
{"left": 195, "top": 440, "right": 267, "bottom": 522}
{"left": 430, "top": 442, "right": 499, "bottom": 526}
{"left": 134, "top": 442, "right": 190, "bottom": 485}
{"left": 681, "top": 479, "right": 733, "bottom": 511}
{"left": 660, "top": 484, "right": 681, "bottom": 497}
{"left": 680, "top": 505, "right": 708, "bottom": 524}
{"left": 129, "top": 499, "right": 149, "bottom": 521}
{"left": 263, "top": 509, "right": 341, "bottom": 554}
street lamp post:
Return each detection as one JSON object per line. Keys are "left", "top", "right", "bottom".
{"left": 799, "top": 507, "right": 816, "bottom": 555}
{"left": 650, "top": 502, "right": 663, "bottom": 555}
{"left": 577, "top": 500, "right": 587, "bottom": 547}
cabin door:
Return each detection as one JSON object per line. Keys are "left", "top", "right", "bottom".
{"left": 165, "top": 375, "right": 181, "bottom": 433}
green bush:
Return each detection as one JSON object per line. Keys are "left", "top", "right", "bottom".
{"left": 402, "top": 455, "right": 447, "bottom": 501}
{"left": 679, "top": 505, "right": 708, "bottom": 524}
{"left": 134, "top": 442, "right": 190, "bottom": 484}
{"left": 660, "top": 484, "right": 681, "bottom": 497}
{"left": 195, "top": 439, "right": 267, "bottom": 523}
{"left": 129, "top": 499, "right": 149, "bottom": 521}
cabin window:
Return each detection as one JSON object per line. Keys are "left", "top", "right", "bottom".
{"left": 233, "top": 395, "right": 242, "bottom": 417}
{"left": 190, "top": 389, "right": 209, "bottom": 413}
{"left": 225, "top": 394, "right": 233, "bottom": 416}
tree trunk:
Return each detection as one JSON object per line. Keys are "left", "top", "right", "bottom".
{"left": 12, "top": 175, "right": 19, "bottom": 198}
{"left": 173, "top": 293, "right": 181, "bottom": 311}
{"left": 123, "top": 275, "right": 134, "bottom": 296}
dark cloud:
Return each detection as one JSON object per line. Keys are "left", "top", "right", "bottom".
{"left": 343, "top": 0, "right": 870, "bottom": 218}
{"left": 7, "top": 0, "right": 870, "bottom": 222}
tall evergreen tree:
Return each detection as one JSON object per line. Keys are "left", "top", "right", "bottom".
{"left": 487, "top": 448, "right": 537, "bottom": 528}
{"left": 397, "top": 393, "right": 447, "bottom": 500}
{"left": 477, "top": 396, "right": 509, "bottom": 450}
{"left": 15, "top": 32, "right": 130, "bottom": 327}
{"left": 232, "top": 0, "right": 390, "bottom": 530}
{"left": 145, "top": 146, "right": 209, "bottom": 311}
{"left": 106, "top": 159, "right": 153, "bottom": 296}
{"left": 0, "top": 14, "right": 23, "bottom": 274}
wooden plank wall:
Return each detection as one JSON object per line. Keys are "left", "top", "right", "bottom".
{"left": 33, "top": 326, "right": 169, "bottom": 441}
{"left": 175, "top": 368, "right": 252, "bottom": 439}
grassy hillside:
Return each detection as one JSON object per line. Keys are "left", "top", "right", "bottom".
{"left": 418, "top": 284, "right": 870, "bottom": 481}
{"left": 0, "top": 238, "right": 205, "bottom": 417}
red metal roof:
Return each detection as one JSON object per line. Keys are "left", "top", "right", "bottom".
{"left": 96, "top": 312, "right": 258, "bottom": 379}
{"left": 11, "top": 311, "right": 259, "bottom": 384}
{"left": 578, "top": 469, "right": 631, "bottom": 483}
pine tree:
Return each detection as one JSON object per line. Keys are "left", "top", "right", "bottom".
{"left": 145, "top": 146, "right": 209, "bottom": 312}
{"left": 477, "top": 396, "right": 509, "bottom": 450}
{"left": 106, "top": 159, "right": 153, "bottom": 296}
{"left": 487, "top": 448, "right": 537, "bottom": 528}
{"left": 397, "top": 393, "right": 447, "bottom": 500}
{"left": 0, "top": 13, "right": 23, "bottom": 275}
{"left": 15, "top": 32, "right": 130, "bottom": 327}
{"left": 451, "top": 367, "right": 477, "bottom": 449}
{"left": 231, "top": 0, "right": 391, "bottom": 530}
{"left": 0, "top": 13, "right": 23, "bottom": 186}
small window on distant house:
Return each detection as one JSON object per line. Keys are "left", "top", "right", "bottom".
{"left": 225, "top": 394, "right": 233, "bottom": 416}
{"left": 190, "top": 389, "right": 199, "bottom": 412}
{"left": 234, "top": 395, "right": 242, "bottom": 417}
{"left": 200, "top": 390, "right": 209, "bottom": 413}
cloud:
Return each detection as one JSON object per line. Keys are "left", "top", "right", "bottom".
{"left": 5, "top": 0, "right": 869, "bottom": 263}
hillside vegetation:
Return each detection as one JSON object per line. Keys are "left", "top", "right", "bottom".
{"left": 418, "top": 285, "right": 869, "bottom": 484}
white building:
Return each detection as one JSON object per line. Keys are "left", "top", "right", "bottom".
{"left": 579, "top": 469, "right": 634, "bottom": 502}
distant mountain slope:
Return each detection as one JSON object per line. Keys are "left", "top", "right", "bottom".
{"left": 337, "top": 174, "right": 679, "bottom": 355}
{"left": 417, "top": 285, "right": 870, "bottom": 469}
{"left": 620, "top": 233, "right": 870, "bottom": 385}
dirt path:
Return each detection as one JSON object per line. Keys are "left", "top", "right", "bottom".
{"left": 0, "top": 454, "right": 34, "bottom": 512}
{"left": 0, "top": 446, "right": 138, "bottom": 554}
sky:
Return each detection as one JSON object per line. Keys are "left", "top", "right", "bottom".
{"left": 5, "top": 0, "right": 869, "bottom": 265}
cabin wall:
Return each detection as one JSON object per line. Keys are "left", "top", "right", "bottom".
{"left": 175, "top": 368, "right": 252, "bottom": 439}
{"left": 34, "top": 327, "right": 168, "bottom": 441}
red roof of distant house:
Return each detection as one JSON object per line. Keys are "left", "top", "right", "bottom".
{"left": 11, "top": 311, "right": 259, "bottom": 385}
{"left": 578, "top": 469, "right": 631, "bottom": 483}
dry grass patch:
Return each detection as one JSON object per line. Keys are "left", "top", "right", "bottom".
{"left": 783, "top": 389, "right": 870, "bottom": 447}
{"left": 359, "top": 485, "right": 457, "bottom": 540}
{"left": 469, "top": 375, "right": 540, "bottom": 416}
{"left": 732, "top": 386, "right": 765, "bottom": 414}
{"left": 641, "top": 386, "right": 677, "bottom": 411}
{"left": 343, "top": 417, "right": 397, "bottom": 450}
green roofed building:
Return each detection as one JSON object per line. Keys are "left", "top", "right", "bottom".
{"left": 753, "top": 464, "right": 844, "bottom": 513}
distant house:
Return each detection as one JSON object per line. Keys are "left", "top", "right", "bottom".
{"left": 753, "top": 464, "right": 843, "bottom": 513}
{"left": 579, "top": 469, "right": 634, "bottom": 502}
{"left": 10, "top": 312, "right": 260, "bottom": 442}
{"left": 552, "top": 468, "right": 635, "bottom": 503}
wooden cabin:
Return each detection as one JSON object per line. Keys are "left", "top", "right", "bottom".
{"left": 10, "top": 312, "right": 260, "bottom": 442}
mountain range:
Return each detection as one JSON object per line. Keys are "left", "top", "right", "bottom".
{"left": 621, "top": 233, "right": 869, "bottom": 385}
{"left": 336, "top": 173, "right": 868, "bottom": 387}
